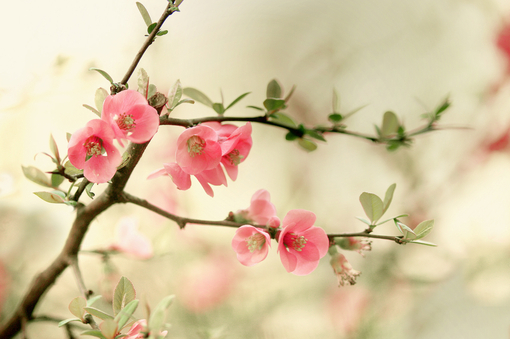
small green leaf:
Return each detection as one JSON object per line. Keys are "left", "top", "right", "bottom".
{"left": 113, "top": 277, "right": 136, "bottom": 316}
{"left": 183, "top": 87, "right": 213, "bottom": 107}
{"left": 247, "top": 105, "right": 264, "bottom": 111}
{"left": 226, "top": 92, "right": 250, "bottom": 110}
{"left": 69, "top": 296, "right": 87, "bottom": 321}
{"left": 297, "top": 138, "right": 317, "bottom": 152}
{"left": 148, "top": 295, "right": 174, "bottom": 335}
{"left": 328, "top": 113, "right": 343, "bottom": 123}
{"left": 355, "top": 216, "right": 371, "bottom": 226}
{"left": 136, "top": 2, "right": 152, "bottom": 27}
{"left": 64, "top": 161, "right": 83, "bottom": 176}
{"left": 90, "top": 68, "right": 114, "bottom": 84}
{"left": 100, "top": 319, "right": 118, "bottom": 339}
{"left": 167, "top": 79, "right": 183, "bottom": 110}
{"left": 84, "top": 307, "right": 114, "bottom": 321}
{"left": 49, "top": 134, "right": 60, "bottom": 164}
{"left": 380, "top": 111, "right": 399, "bottom": 138}
{"left": 435, "top": 98, "right": 450, "bottom": 119}
{"left": 304, "top": 129, "right": 326, "bottom": 142}
{"left": 359, "top": 192, "right": 384, "bottom": 224}
{"left": 269, "top": 112, "right": 297, "bottom": 127}
{"left": 395, "top": 221, "right": 416, "bottom": 240}
{"left": 285, "top": 132, "right": 299, "bottom": 141}
{"left": 147, "top": 84, "right": 157, "bottom": 100}
{"left": 408, "top": 240, "right": 437, "bottom": 247}
{"left": 34, "top": 191, "right": 66, "bottom": 204}
{"left": 114, "top": 300, "right": 139, "bottom": 330}
{"left": 414, "top": 219, "right": 434, "bottom": 240}
{"left": 147, "top": 22, "right": 158, "bottom": 34}
{"left": 156, "top": 30, "right": 168, "bottom": 36}
{"left": 171, "top": 98, "right": 194, "bottom": 110}
{"left": 95, "top": 88, "right": 109, "bottom": 114}
{"left": 263, "top": 98, "right": 286, "bottom": 111}
{"left": 85, "top": 182, "right": 95, "bottom": 199}
{"left": 81, "top": 330, "right": 107, "bottom": 339}
{"left": 58, "top": 318, "right": 82, "bottom": 327}
{"left": 86, "top": 295, "right": 103, "bottom": 307}
{"left": 382, "top": 183, "right": 396, "bottom": 214}
{"left": 137, "top": 68, "right": 149, "bottom": 98}
{"left": 22, "top": 166, "right": 52, "bottom": 187}
{"left": 212, "top": 103, "right": 225, "bottom": 115}
{"left": 51, "top": 173, "right": 65, "bottom": 188}
{"left": 266, "top": 79, "right": 282, "bottom": 99}
{"left": 283, "top": 85, "right": 296, "bottom": 102}
{"left": 82, "top": 104, "right": 100, "bottom": 116}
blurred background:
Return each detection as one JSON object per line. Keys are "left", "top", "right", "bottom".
{"left": 1, "top": 0, "right": 510, "bottom": 338}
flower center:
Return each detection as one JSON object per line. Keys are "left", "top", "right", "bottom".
{"left": 116, "top": 112, "right": 136, "bottom": 132}
{"left": 187, "top": 135, "right": 206, "bottom": 157}
{"left": 284, "top": 232, "right": 307, "bottom": 252}
{"left": 84, "top": 136, "right": 104, "bottom": 160}
{"left": 246, "top": 232, "right": 266, "bottom": 253}
{"left": 226, "top": 149, "right": 244, "bottom": 165}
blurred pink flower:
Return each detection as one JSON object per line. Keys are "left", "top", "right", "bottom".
{"left": 68, "top": 119, "right": 122, "bottom": 183}
{"left": 178, "top": 253, "right": 238, "bottom": 313}
{"left": 277, "top": 209, "right": 329, "bottom": 275}
{"left": 235, "top": 189, "right": 279, "bottom": 226}
{"left": 109, "top": 217, "right": 153, "bottom": 259}
{"left": 336, "top": 237, "right": 372, "bottom": 257}
{"left": 327, "top": 286, "right": 370, "bottom": 335}
{"left": 330, "top": 252, "right": 361, "bottom": 286}
{"left": 102, "top": 89, "right": 159, "bottom": 146}
{"left": 231, "top": 226, "right": 271, "bottom": 266}
{"left": 176, "top": 125, "right": 222, "bottom": 175}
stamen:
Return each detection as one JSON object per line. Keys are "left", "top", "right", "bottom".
{"left": 187, "top": 135, "right": 206, "bottom": 157}
{"left": 84, "top": 136, "right": 103, "bottom": 159}
{"left": 246, "top": 232, "right": 266, "bottom": 253}
{"left": 284, "top": 232, "right": 307, "bottom": 252}
{"left": 116, "top": 112, "right": 136, "bottom": 131}
{"left": 227, "top": 149, "right": 244, "bottom": 165}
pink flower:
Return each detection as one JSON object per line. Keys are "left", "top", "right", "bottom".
{"left": 148, "top": 162, "right": 227, "bottom": 197}
{"left": 231, "top": 226, "right": 271, "bottom": 266}
{"left": 176, "top": 125, "right": 222, "bottom": 175}
{"left": 101, "top": 90, "right": 159, "bottom": 146}
{"left": 277, "top": 209, "right": 329, "bottom": 275}
{"left": 109, "top": 217, "right": 153, "bottom": 259}
{"left": 336, "top": 237, "right": 372, "bottom": 257}
{"left": 68, "top": 119, "right": 122, "bottom": 183}
{"left": 125, "top": 319, "right": 167, "bottom": 339}
{"left": 235, "top": 189, "right": 279, "bottom": 226}
{"left": 219, "top": 123, "right": 253, "bottom": 181}
{"left": 330, "top": 252, "right": 361, "bottom": 286}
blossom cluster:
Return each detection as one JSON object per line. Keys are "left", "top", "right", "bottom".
{"left": 148, "top": 122, "right": 252, "bottom": 197}
{"left": 231, "top": 190, "right": 330, "bottom": 275}
{"left": 68, "top": 90, "right": 159, "bottom": 183}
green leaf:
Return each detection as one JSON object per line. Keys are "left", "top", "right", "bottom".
{"left": 328, "top": 113, "right": 343, "bottom": 123}
{"left": 283, "top": 85, "right": 296, "bottom": 102}
{"left": 297, "top": 138, "right": 317, "bottom": 152}
{"left": 58, "top": 318, "right": 82, "bottom": 327}
{"left": 382, "top": 183, "right": 396, "bottom": 214}
{"left": 156, "top": 30, "right": 168, "bottom": 36}
{"left": 69, "top": 296, "right": 87, "bottom": 321}
{"left": 304, "top": 129, "right": 326, "bottom": 142}
{"left": 81, "top": 330, "right": 107, "bottom": 339}
{"left": 285, "top": 132, "right": 299, "bottom": 141}
{"left": 359, "top": 192, "right": 384, "bottom": 224}
{"left": 263, "top": 98, "right": 286, "bottom": 111}
{"left": 22, "top": 165, "right": 52, "bottom": 187}
{"left": 269, "top": 112, "right": 297, "bottom": 128}
{"left": 85, "top": 182, "right": 95, "bottom": 199}
{"left": 114, "top": 300, "right": 139, "bottom": 330}
{"left": 137, "top": 68, "right": 149, "bottom": 98}
{"left": 34, "top": 191, "right": 66, "bottom": 204}
{"left": 266, "top": 79, "right": 282, "bottom": 99}
{"left": 172, "top": 98, "right": 194, "bottom": 110}
{"left": 51, "top": 173, "right": 65, "bottom": 188}
{"left": 100, "top": 319, "right": 118, "bottom": 339}
{"left": 344, "top": 104, "right": 368, "bottom": 119}
{"left": 414, "top": 219, "right": 434, "bottom": 240}
{"left": 66, "top": 133, "right": 72, "bottom": 142}
{"left": 113, "top": 277, "right": 136, "bottom": 317}
{"left": 375, "top": 214, "right": 409, "bottom": 226}
{"left": 183, "top": 87, "right": 213, "bottom": 107}
{"left": 49, "top": 134, "right": 60, "bottom": 164}
{"left": 84, "top": 307, "right": 114, "bottom": 321}
{"left": 212, "top": 103, "right": 225, "bottom": 115}
{"left": 167, "top": 79, "right": 183, "bottom": 110}
{"left": 247, "top": 105, "right": 264, "bottom": 111}
{"left": 226, "top": 92, "right": 251, "bottom": 110}
{"left": 147, "top": 84, "right": 157, "bottom": 100}
{"left": 95, "top": 88, "right": 109, "bottom": 114}
{"left": 381, "top": 111, "right": 399, "bottom": 138}
{"left": 87, "top": 295, "right": 103, "bottom": 307}
{"left": 408, "top": 240, "right": 437, "bottom": 247}
{"left": 395, "top": 221, "right": 416, "bottom": 240}
{"left": 90, "top": 68, "right": 114, "bottom": 84}
{"left": 355, "top": 216, "right": 371, "bottom": 226}
{"left": 136, "top": 2, "right": 152, "bottom": 27}
{"left": 83, "top": 104, "right": 101, "bottom": 117}
{"left": 148, "top": 295, "right": 174, "bottom": 335}
{"left": 435, "top": 98, "right": 450, "bottom": 119}
{"left": 147, "top": 22, "right": 158, "bottom": 34}
{"left": 64, "top": 161, "right": 83, "bottom": 176}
